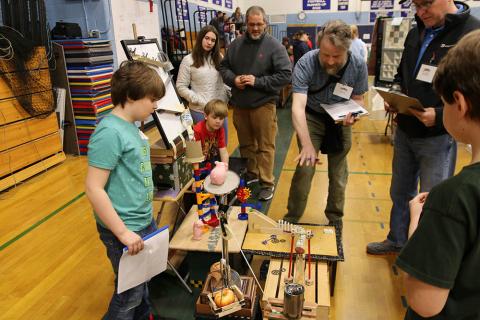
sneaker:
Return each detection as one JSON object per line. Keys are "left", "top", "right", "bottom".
{"left": 258, "top": 186, "right": 275, "bottom": 201}
{"left": 366, "top": 239, "right": 402, "bottom": 255}
{"left": 244, "top": 172, "right": 259, "bottom": 185}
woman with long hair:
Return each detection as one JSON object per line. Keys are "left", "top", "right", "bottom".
{"left": 176, "top": 25, "right": 229, "bottom": 141}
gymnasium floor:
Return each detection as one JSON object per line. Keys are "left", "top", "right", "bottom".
{"left": 0, "top": 100, "right": 471, "bottom": 319}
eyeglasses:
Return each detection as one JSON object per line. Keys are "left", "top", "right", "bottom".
{"left": 247, "top": 22, "right": 265, "bottom": 28}
{"left": 411, "top": 0, "right": 435, "bottom": 11}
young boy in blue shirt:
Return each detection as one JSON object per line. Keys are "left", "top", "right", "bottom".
{"left": 396, "top": 30, "right": 480, "bottom": 319}
{"left": 85, "top": 60, "right": 165, "bottom": 319}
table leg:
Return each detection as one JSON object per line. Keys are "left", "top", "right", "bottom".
{"left": 329, "top": 261, "right": 337, "bottom": 297}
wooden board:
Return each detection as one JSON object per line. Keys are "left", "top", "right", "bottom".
{"left": 0, "top": 113, "right": 59, "bottom": 152}
{"left": 242, "top": 225, "right": 339, "bottom": 259}
{"left": 0, "top": 96, "right": 31, "bottom": 125}
{"left": 262, "top": 258, "right": 330, "bottom": 320}
{"left": 0, "top": 132, "right": 63, "bottom": 178}
{"left": 0, "top": 151, "right": 66, "bottom": 191}
{"left": 169, "top": 205, "right": 248, "bottom": 253}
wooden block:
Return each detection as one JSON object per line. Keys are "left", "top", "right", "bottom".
{"left": 0, "top": 132, "right": 63, "bottom": 178}
{"left": 0, "top": 151, "right": 66, "bottom": 191}
{"left": 264, "top": 298, "right": 317, "bottom": 319}
{"left": 0, "top": 113, "right": 59, "bottom": 152}
{"left": 262, "top": 258, "right": 330, "bottom": 320}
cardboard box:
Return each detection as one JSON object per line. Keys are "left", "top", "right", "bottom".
{"left": 152, "top": 153, "right": 192, "bottom": 191}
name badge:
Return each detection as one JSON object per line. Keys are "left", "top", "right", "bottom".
{"left": 416, "top": 64, "right": 437, "bottom": 83}
{"left": 333, "top": 83, "right": 353, "bottom": 99}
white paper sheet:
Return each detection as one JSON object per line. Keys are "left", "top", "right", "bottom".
{"left": 321, "top": 99, "right": 369, "bottom": 122}
{"left": 117, "top": 226, "right": 169, "bottom": 294}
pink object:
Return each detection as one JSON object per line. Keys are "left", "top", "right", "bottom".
{"left": 192, "top": 220, "right": 204, "bottom": 240}
{"left": 210, "top": 161, "right": 228, "bottom": 185}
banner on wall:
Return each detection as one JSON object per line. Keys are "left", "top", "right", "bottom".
{"left": 198, "top": 6, "right": 207, "bottom": 23}
{"left": 303, "top": 0, "right": 331, "bottom": 11}
{"left": 371, "top": 0, "right": 394, "bottom": 10}
{"left": 212, "top": 0, "right": 222, "bottom": 6}
{"left": 401, "top": 0, "right": 412, "bottom": 9}
{"left": 338, "top": 0, "right": 349, "bottom": 11}
{"left": 225, "top": 0, "right": 232, "bottom": 9}
{"left": 176, "top": 0, "right": 189, "bottom": 21}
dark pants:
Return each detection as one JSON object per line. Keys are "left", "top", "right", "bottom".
{"left": 97, "top": 220, "right": 157, "bottom": 320}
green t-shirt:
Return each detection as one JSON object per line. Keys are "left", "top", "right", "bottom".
{"left": 396, "top": 162, "right": 480, "bottom": 319}
{"left": 88, "top": 114, "right": 153, "bottom": 231}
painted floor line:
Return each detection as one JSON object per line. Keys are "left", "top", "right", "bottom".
{"left": 0, "top": 192, "right": 85, "bottom": 252}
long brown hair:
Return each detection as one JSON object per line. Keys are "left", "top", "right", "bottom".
{"left": 191, "top": 25, "right": 221, "bottom": 69}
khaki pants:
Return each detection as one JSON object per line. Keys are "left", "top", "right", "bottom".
{"left": 286, "top": 112, "right": 352, "bottom": 222}
{"left": 232, "top": 102, "right": 277, "bottom": 188}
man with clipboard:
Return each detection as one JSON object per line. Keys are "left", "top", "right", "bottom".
{"left": 283, "top": 20, "right": 368, "bottom": 225}
{"left": 367, "top": 0, "right": 480, "bottom": 255}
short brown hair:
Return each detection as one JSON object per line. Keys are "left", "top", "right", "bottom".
{"left": 111, "top": 60, "right": 165, "bottom": 107}
{"left": 434, "top": 30, "right": 480, "bottom": 122}
{"left": 317, "top": 20, "right": 352, "bottom": 51}
{"left": 204, "top": 99, "right": 228, "bottom": 118}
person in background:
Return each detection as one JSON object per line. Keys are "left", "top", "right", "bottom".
{"left": 209, "top": 11, "right": 225, "bottom": 48}
{"left": 293, "top": 30, "right": 310, "bottom": 65}
{"left": 349, "top": 24, "right": 368, "bottom": 62}
{"left": 220, "top": 5, "right": 291, "bottom": 201}
{"left": 85, "top": 60, "right": 166, "bottom": 320}
{"left": 367, "top": 0, "right": 480, "bottom": 255}
{"left": 231, "top": 7, "right": 245, "bottom": 31}
{"left": 306, "top": 33, "right": 313, "bottom": 49}
{"left": 176, "top": 25, "right": 229, "bottom": 143}
{"left": 396, "top": 29, "right": 480, "bottom": 320}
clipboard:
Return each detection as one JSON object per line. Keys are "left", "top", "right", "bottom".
{"left": 117, "top": 225, "right": 169, "bottom": 294}
{"left": 374, "top": 87, "right": 425, "bottom": 115}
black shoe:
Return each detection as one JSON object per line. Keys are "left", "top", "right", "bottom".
{"left": 258, "top": 186, "right": 275, "bottom": 201}
{"left": 244, "top": 172, "right": 259, "bottom": 185}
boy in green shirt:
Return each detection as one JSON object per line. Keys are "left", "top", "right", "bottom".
{"left": 86, "top": 60, "right": 165, "bottom": 319}
{"left": 396, "top": 30, "right": 480, "bottom": 319}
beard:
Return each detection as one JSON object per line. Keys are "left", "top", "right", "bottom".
{"left": 320, "top": 56, "right": 347, "bottom": 76}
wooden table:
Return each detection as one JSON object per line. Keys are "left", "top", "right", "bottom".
{"left": 169, "top": 205, "right": 249, "bottom": 253}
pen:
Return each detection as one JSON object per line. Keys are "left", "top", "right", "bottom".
{"left": 338, "top": 111, "right": 362, "bottom": 118}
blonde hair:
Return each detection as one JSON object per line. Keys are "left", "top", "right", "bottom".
{"left": 350, "top": 24, "right": 359, "bottom": 38}
{"left": 204, "top": 99, "right": 228, "bottom": 118}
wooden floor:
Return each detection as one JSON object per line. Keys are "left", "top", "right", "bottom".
{"left": 0, "top": 108, "right": 471, "bottom": 319}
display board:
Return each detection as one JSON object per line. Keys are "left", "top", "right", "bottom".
{"left": 111, "top": 0, "right": 161, "bottom": 64}
{"left": 121, "top": 38, "right": 187, "bottom": 148}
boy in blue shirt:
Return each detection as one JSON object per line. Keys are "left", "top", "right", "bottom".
{"left": 86, "top": 60, "right": 165, "bottom": 319}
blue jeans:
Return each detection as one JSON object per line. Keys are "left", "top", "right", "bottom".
{"left": 190, "top": 108, "right": 228, "bottom": 146}
{"left": 97, "top": 220, "right": 157, "bottom": 320}
{"left": 387, "top": 128, "right": 456, "bottom": 246}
